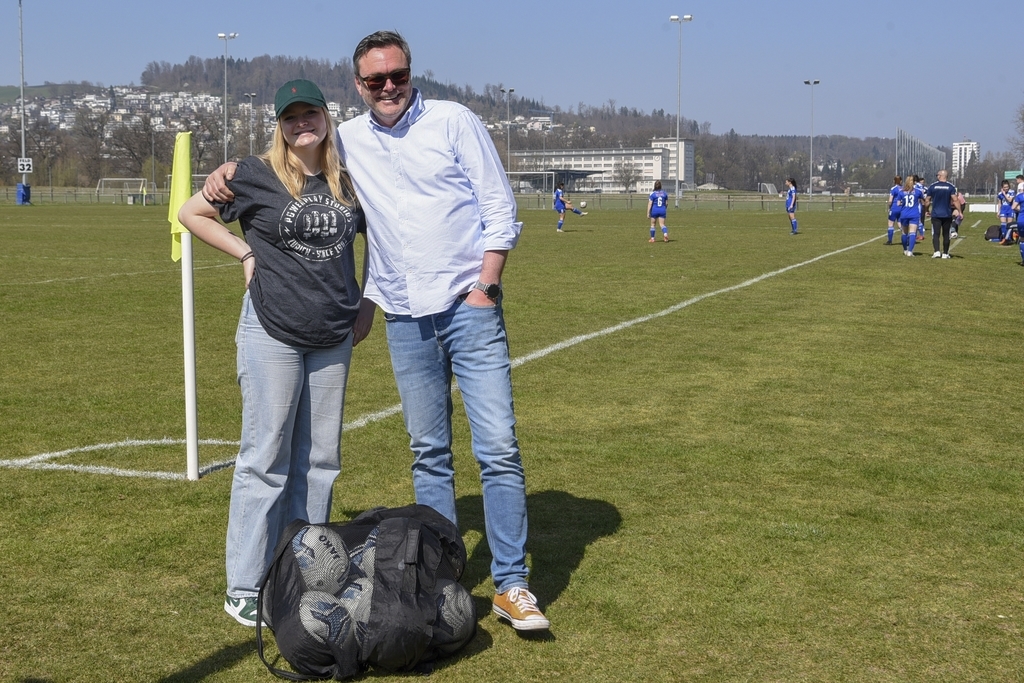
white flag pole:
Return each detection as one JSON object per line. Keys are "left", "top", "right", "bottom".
{"left": 181, "top": 233, "right": 199, "bottom": 480}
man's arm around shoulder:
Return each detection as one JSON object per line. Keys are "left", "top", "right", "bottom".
{"left": 203, "top": 162, "right": 239, "bottom": 203}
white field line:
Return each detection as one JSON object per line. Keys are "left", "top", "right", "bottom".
{"left": 3, "top": 235, "right": 883, "bottom": 480}
{"left": 970, "top": 220, "right": 981, "bottom": 228}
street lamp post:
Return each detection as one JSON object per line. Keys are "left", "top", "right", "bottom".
{"left": 803, "top": 79, "right": 819, "bottom": 198}
{"left": 18, "top": 0, "right": 28, "bottom": 191}
{"left": 244, "top": 92, "right": 257, "bottom": 156}
{"left": 500, "top": 87, "right": 514, "bottom": 171}
{"left": 218, "top": 32, "right": 238, "bottom": 164}
{"left": 150, "top": 127, "right": 156, "bottom": 206}
{"left": 670, "top": 14, "right": 692, "bottom": 208}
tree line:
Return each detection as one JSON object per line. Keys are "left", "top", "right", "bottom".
{"left": 1, "top": 54, "right": 1014, "bottom": 193}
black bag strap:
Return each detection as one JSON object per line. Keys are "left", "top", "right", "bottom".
{"left": 256, "top": 598, "right": 325, "bottom": 681}
{"left": 256, "top": 519, "right": 335, "bottom": 681}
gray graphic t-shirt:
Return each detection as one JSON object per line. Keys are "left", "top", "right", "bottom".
{"left": 217, "top": 157, "right": 364, "bottom": 348}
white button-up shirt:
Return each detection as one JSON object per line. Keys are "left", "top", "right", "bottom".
{"left": 338, "top": 90, "right": 522, "bottom": 317}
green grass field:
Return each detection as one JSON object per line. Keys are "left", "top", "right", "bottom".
{"left": 1, "top": 203, "right": 1023, "bottom": 682}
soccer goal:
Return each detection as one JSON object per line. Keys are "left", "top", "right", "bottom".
{"left": 164, "top": 174, "right": 210, "bottom": 195}
{"left": 96, "top": 178, "right": 146, "bottom": 204}
{"left": 758, "top": 182, "right": 778, "bottom": 195}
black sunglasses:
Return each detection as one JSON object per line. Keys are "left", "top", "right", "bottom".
{"left": 359, "top": 68, "right": 411, "bottom": 91}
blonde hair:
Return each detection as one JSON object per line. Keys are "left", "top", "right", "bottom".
{"left": 902, "top": 177, "right": 915, "bottom": 192}
{"left": 260, "top": 106, "right": 356, "bottom": 206}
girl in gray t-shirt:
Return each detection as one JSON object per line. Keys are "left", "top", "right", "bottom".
{"left": 178, "top": 79, "right": 368, "bottom": 627}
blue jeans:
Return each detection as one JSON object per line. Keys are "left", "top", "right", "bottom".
{"left": 226, "top": 292, "right": 352, "bottom": 598}
{"left": 384, "top": 296, "right": 529, "bottom": 593}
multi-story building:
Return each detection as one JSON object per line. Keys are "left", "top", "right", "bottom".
{"left": 951, "top": 140, "right": 980, "bottom": 179}
{"left": 650, "top": 137, "right": 695, "bottom": 191}
{"left": 509, "top": 139, "right": 694, "bottom": 194}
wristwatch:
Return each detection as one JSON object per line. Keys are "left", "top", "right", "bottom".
{"left": 472, "top": 281, "right": 501, "bottom": 301}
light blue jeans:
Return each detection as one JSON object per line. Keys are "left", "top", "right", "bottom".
{"left": 384, "top": 296, "right": 529, "bottom": 593}
{"left": 226, "top": 292, "right": 352, "bottom": 598}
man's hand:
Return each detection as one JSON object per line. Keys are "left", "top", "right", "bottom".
{"left": 202, "top": 162, "right": 239, "bottom": 203}
{"left": 352, "top": 298, "right": 377, "bottom": 346}
{"left": 464, "top": 289, "right": 496, "bottom": 307}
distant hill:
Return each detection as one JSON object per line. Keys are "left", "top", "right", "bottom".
{"left": 0, "top": 82, "right": 107, "bottom": 105}
{"left": 4, "top": 56, "right": 968, "bottom": 191}
{"left": 138, "top": 54, "right": 551, "bottom": 125}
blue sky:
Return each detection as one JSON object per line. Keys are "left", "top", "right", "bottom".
{"left": 1, "top": 0, "right": 1011, "bottom": 157}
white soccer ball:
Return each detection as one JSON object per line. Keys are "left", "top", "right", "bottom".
{"left": 337, "top": 575, "right": 374, "bottom": 648}
{"left": 292, "top": 525, "right": 351, "bottom": 595}
{"left": 299, "top": 591, "right": 354, "bottom": 645}
{"left": 348, "top": 526, "right": 378, "bottom": 581}
{"left": 579, "top": 201, "right": 587, "bottom": 209}
{"left": 430, "top": 579, "right": 476, "bottom": 655}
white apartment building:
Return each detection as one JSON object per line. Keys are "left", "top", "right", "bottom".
{"left": 650, "top": 137, "right": 696, "bottom": 189}
{"left": 951, "top": 140, "right": 979, "bottom": 179}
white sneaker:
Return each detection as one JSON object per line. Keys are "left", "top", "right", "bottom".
{"left": 932, "top": 251, "right": 941, "bottom": 258}
{"left": 224, "top": 596, "right": 262, "bottom": 627}
{"left": 580, "top": 212, "right": 588, "bottom": 216}
{"left": 941, "top": 253, "right": 951, "bottom": 259}
{"left": 905, "top": 251, "right": 914, "bottom": 257}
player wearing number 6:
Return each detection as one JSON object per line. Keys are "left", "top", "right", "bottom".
{"left": 647, "top": 180, "right": 669, "bottom": 242}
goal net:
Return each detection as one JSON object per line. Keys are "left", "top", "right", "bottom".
{"left": 164, "top": 174, "right": 209, "bottom": 194}
{"left": 96, "top": 178, "right": 146, "bottom": 203}
{"left": 758, "top": 183, "right": 778, "bottom": 195}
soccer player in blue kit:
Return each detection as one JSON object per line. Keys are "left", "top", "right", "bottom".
{"left": 997, "top": 180, "right": 1014, "bottom": 241}
{"left": 914, "top": 175, "right": 927, "bottom": 241}
{"left": 898, "top": 176, "right": 925, "bottom": 256}
{"left": 886, "top": 175, "right": 902, "bottom": 245}
{"left": 553, "top": 182, "right": 585, "bottom": 232}
{"left": 647, "top": 180, "right": 669, "bottom": 242}
{"left": 1011, "top": 189, "right": 1024, "bottom": 264}
{"left": 785, "top": 177, "right": 798, "bottom": 234}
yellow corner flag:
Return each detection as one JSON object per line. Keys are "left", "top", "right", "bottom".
{"left": 168, "top": 131, "right": 193, "bottom": 262}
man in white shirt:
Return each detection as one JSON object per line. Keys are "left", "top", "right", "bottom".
{"left": 204, "top": 31, "right": 548, "bottom": 632}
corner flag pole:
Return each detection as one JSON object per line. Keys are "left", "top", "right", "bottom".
{"left": 168, "top": 132, "right": 200, "bottom": 481}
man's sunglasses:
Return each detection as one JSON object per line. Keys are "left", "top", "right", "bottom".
{"left": 359, "top": 68, "right": 411, "bottom": 91}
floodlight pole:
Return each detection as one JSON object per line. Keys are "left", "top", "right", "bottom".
{"left": 500, "top": 87, "right": 514, "bottom": 171}
{"left": 803, "top": 79, "right": 819, "bottom": 199}
{"left": 218, "top": 32, "right": 238, "bottom": 164}
{"left": 19, "top": 0, "right": 27, "bottom": 188}
{"left": 244, "top": 92, "right": 257, "bottom": 156}
{"left": 670, "top": 14, "right": 692, "bottom": 208}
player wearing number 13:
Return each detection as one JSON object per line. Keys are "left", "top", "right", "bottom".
{"left": 898, "top": 176, "right": 925, "bottom": 256}
{"left": 647, "top": 180, "right": 669, "bottom": 242}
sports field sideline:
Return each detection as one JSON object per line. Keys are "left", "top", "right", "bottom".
{"left": 1, "top": 203, "right": 1023, "bottom": 681}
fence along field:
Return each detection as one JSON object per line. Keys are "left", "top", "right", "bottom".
{"left": 1, "top": 203, "right": 1023, "bottom": 681}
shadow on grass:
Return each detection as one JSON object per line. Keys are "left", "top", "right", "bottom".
{"left": 456, "top": 489, "right": 622, "bottom": 607}
{"left": 162, "top": 492, "right": 618, "bottom": 680}
{"left": 157, "top": 640, "right": 254, "bottom": 683}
